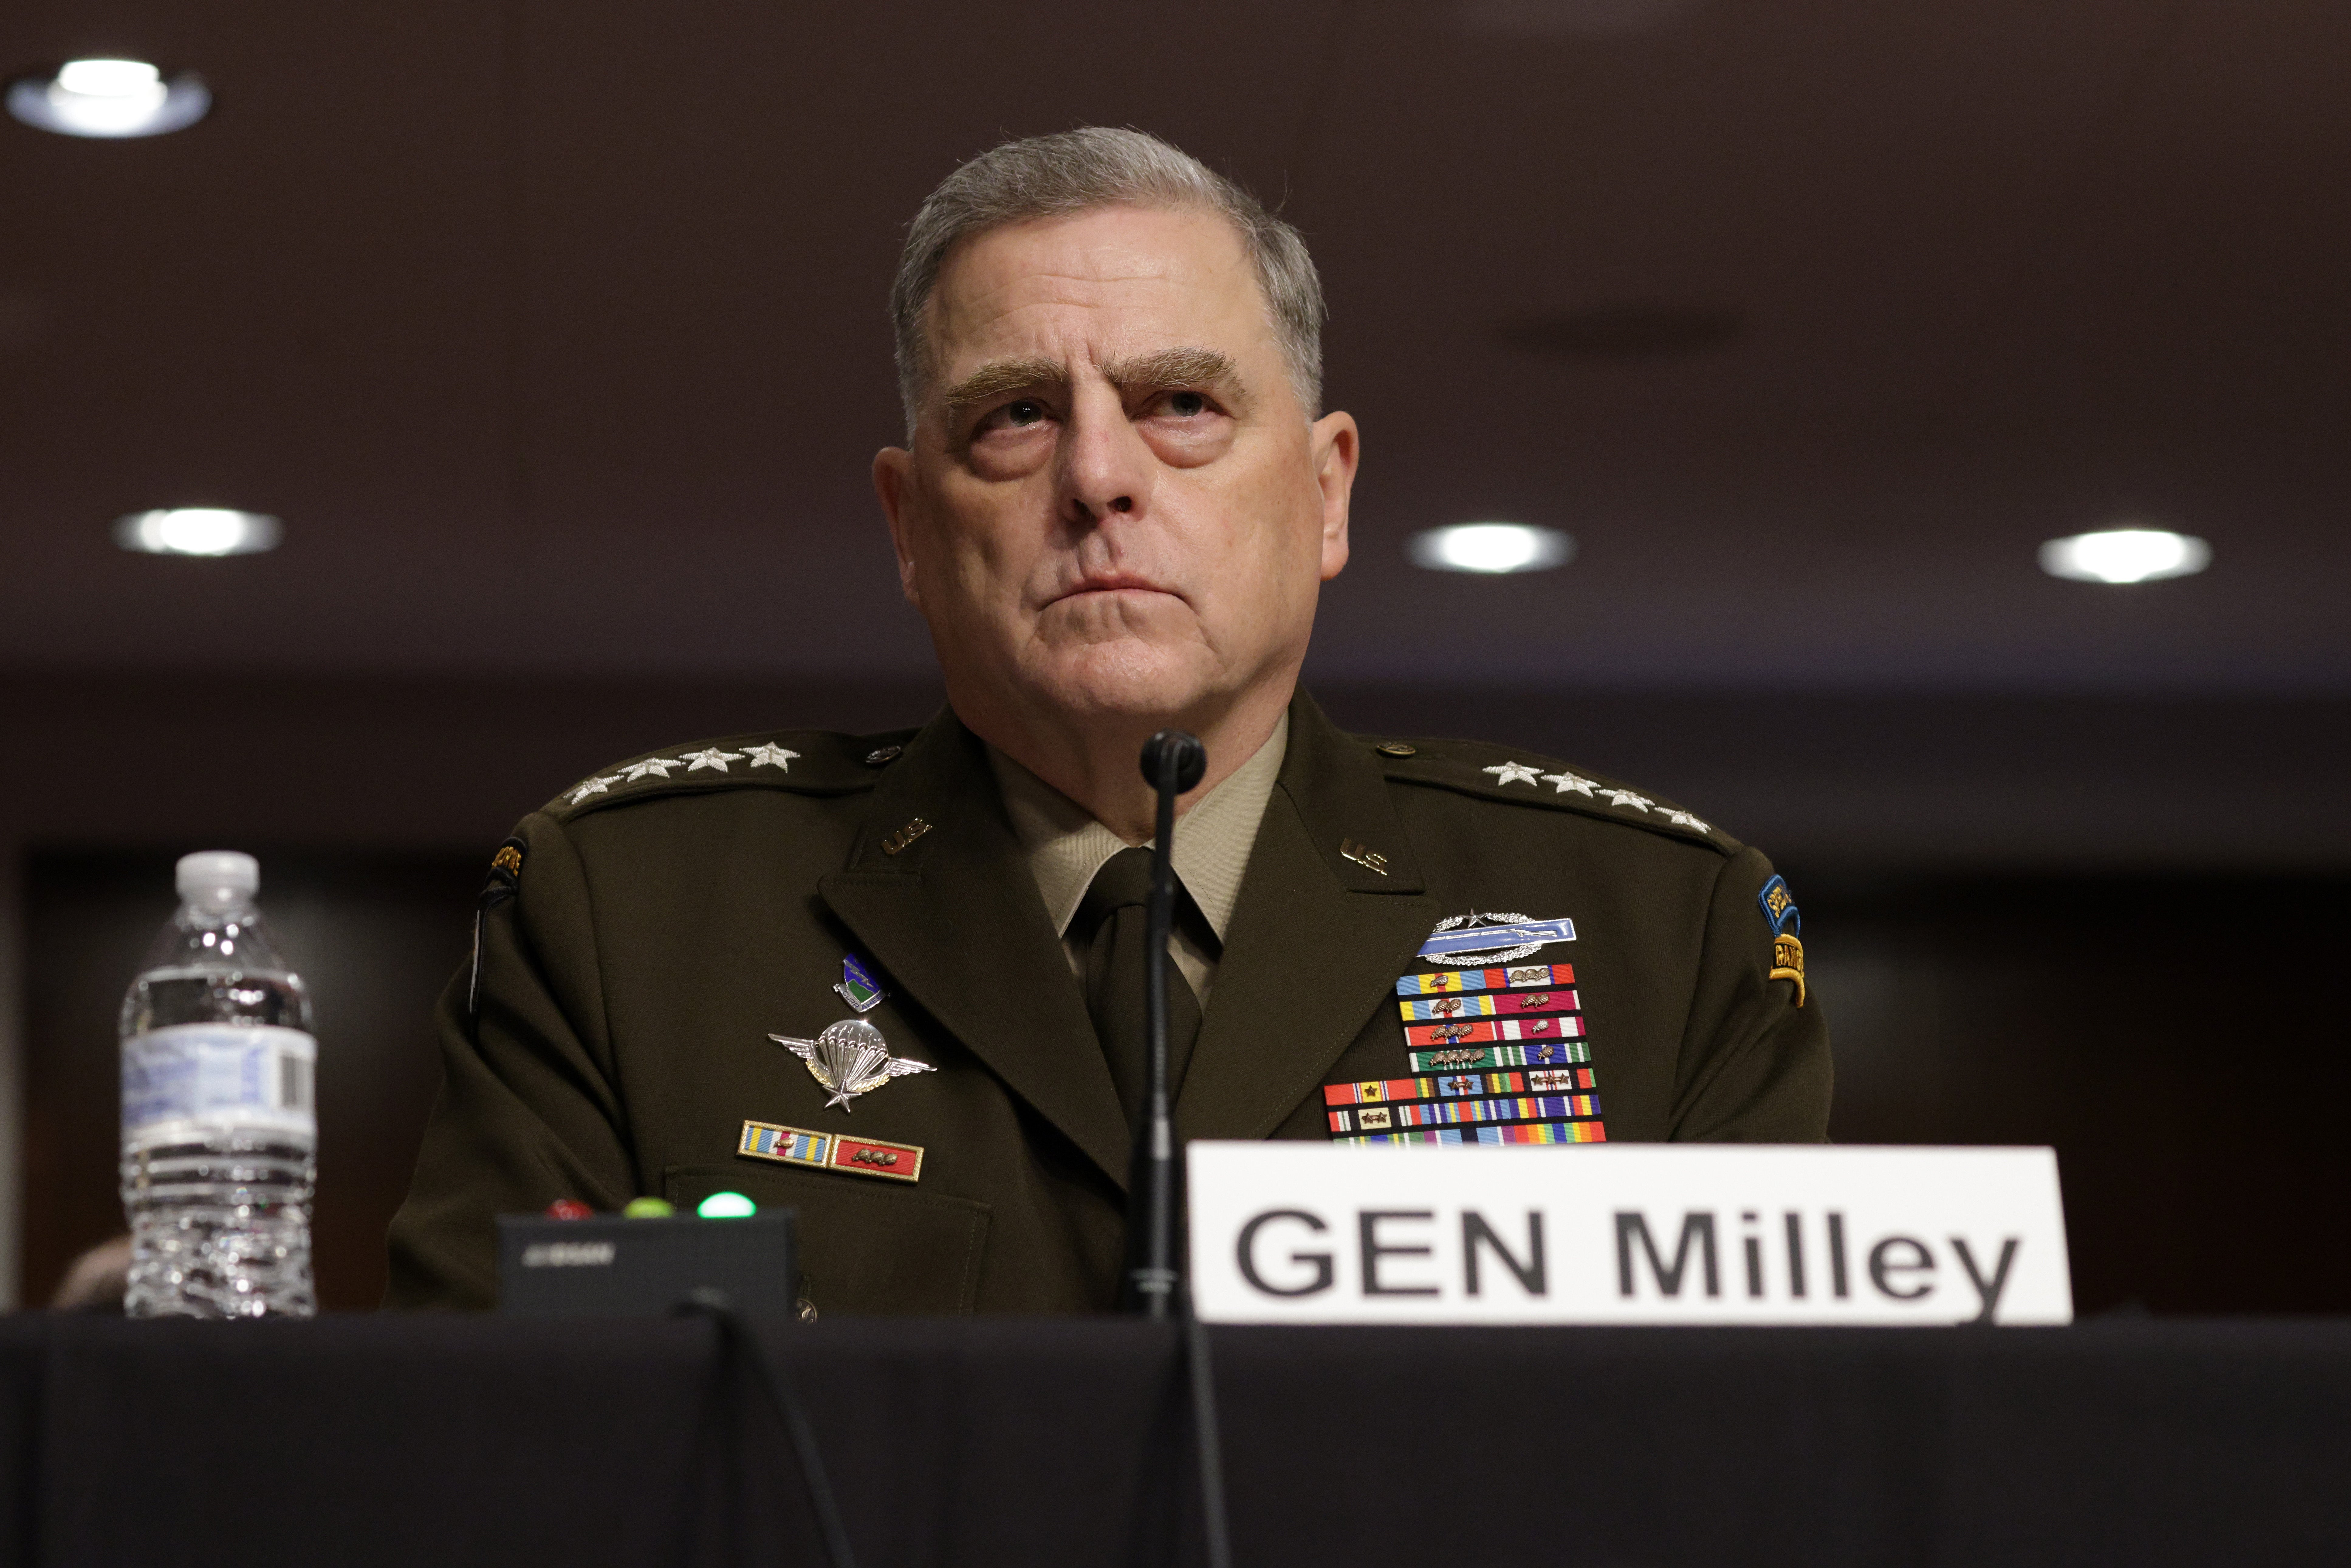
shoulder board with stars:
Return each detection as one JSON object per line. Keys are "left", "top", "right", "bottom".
{"left": 1355, "top": 734, "right": 1738, "bottom": 854}
{"left": 543, "top": 728, "right": 919, "bottom": 821}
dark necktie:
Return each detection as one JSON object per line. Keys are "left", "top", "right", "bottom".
{"left": 1072, "top": 846, "right": 1203, "bottom": 1129}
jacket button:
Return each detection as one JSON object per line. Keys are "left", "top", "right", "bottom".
{"left": 865, "top": 745, "right": 903, "bottom": 766}
{"left": 1375, "top": 741, "right": 1417, "bottom": 758}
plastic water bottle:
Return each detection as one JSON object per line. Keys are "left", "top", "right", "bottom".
{"left": 118, "top": 851, "right": 317, "bottom": 1317}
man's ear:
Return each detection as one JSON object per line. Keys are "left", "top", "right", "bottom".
{"left": 1310, "top": 411, "right": 1359, "bottom": 582}
{"left": 872, "top": 446, "right": 922, "bottom": 607}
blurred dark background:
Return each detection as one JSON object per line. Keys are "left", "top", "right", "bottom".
{"left": 3, "top": 0, "right": 2348, "bottom": 1310}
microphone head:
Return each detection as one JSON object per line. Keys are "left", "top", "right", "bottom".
{"left": 1140, "top": 730, "right": 1208, "bottom": 794}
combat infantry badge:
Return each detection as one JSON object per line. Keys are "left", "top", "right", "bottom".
{"left": 768, "top": 1018, "right": 936, "bottom": 1111}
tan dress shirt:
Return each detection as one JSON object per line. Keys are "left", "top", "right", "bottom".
{"left": 984, "top": 713, "right": 1290, "bottom": 1011}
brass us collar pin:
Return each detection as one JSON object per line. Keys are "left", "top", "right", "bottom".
{"left": 1340, "top": 838, "right": 1390, "bottom": 875}
{"left": 882, "top": 817, "right": 932, "bottom": 855}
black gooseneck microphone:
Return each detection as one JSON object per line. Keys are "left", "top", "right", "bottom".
{"left": 1123, "top": 729, "right": 1236, "bottom": 1568}
{"left": 1124, "top": 728, "right": 1207, "bottom": 1318}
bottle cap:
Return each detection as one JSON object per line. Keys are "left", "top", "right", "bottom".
{"left": 176, "top": 851, "right": 259, "bottom": 908}
{"left": 545, "top": 1199, "right": 595, "bottom": 1221}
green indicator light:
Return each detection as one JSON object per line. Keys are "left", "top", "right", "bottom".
{"left": 696, "top": 1191, "right": 757, "bottom": 1219}
{"left": 622, "top": 1197, "right": 675, "bottom": 1218}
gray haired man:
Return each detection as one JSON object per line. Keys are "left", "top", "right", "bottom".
{"left": 389, "top": 129, "right": 1829, "bottom": 1314}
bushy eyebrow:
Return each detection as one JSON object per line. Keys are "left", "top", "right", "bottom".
{"left": 940, "top": 357, "right": 1065, "bottom": 419}
{"left": 1102, "top": 346, "right": 1242, "bottom": 396}
{"left": 939, "top": 346, "right": 1244, "bottom": 422}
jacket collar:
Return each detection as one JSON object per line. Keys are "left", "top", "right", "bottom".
{"left": 1174, "top": 690, "right": 1441, "bottom": 1139}
{"left": 818, "top": 708, "right": 1133, "bottom": 1190}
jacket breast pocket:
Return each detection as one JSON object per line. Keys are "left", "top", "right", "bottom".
{"left": 662, "top": 1164, "right": 991, "bottom": 1316}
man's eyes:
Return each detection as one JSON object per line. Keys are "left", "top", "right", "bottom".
{"left": 1144, "top": 389, "right": 1225, "bottom": 423}
{"left": 971, "top": 388, "right": 1219, "bottom": 437}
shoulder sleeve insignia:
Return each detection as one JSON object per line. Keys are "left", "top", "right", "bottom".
{"left": 1757, "top": 874, "right": 1805, "bottom": 1006}
{"left": 470, "top": 835, "right": 528, "bottom": 1030}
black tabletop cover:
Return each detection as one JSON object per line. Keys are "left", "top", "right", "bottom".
{"left": 2, "top": 1314, "right": 2347, "bottom": 1566}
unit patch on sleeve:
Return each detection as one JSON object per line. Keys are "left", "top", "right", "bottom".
{"left": 1756, "top": 874, "right": 1806, "bottom": 1007}
{"left": 1326, "top": 912, "right": 1606, "bottom": 1146}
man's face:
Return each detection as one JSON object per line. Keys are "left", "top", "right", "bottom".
{"left": 874, "top": 204, "right": 1356, "bottom": 742}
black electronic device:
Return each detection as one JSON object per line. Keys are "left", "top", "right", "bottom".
{"left": 496, "top": 1212, "right": 800, "bottom": 1320}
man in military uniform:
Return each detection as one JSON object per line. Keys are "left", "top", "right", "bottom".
{"left": 388, "top": 128, "right": 1829, "bottom": 1314}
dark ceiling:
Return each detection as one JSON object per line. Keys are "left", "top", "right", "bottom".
{"left": 2, "top": 0, "right": 2346, "bottom": 693}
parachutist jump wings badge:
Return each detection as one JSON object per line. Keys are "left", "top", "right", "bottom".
{"left": 768, "top": 1018, "right": 936, "bottom": 1112}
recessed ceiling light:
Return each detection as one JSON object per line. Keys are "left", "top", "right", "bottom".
{"left": 114, "top": 508, "right": 282, "bottom": 557}
{"left": 2038, "top": 528, "right": 2210, "bottom": 585}
{"left": 6, "top": 58, "right": 210, "bottom": 139}
{"left": 1409, "top": 522, "right": 1575, "bottom": 574}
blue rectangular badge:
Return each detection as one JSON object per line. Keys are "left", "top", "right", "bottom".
{"left": 1417, "top": 918, "right": 1577, "bottom": 960}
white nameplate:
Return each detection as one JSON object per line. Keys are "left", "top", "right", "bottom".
{"left": 1187, "top": 1142, "right": 2071, "bottom": 1326}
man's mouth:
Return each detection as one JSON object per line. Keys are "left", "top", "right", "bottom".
{"left": 1047, "top": 574, "right": 1180, "bottom": 608}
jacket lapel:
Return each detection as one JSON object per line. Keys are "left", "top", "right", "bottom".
{"left": 818, "top": 711, "right": 1132, "bottom": 1190}
{"left": 1177, "top": 692, "right": 1441, "bottom": 1140}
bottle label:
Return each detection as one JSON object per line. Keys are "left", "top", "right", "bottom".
{"left": 122, "top": 1025, "right": 317, "bottom": 1149}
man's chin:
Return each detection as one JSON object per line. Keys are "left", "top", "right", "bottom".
{"left": 1019, "top": 642, "right": 1225, "bottom": 724}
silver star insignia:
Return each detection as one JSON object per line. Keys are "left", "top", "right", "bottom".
{"left": 567, "top": 774, "right": 620, "bottom": 804}
{"left": 1541, "top": 770, "right": 1599, "bottom": 797}
{"left": 1664, "top": 808, "right": 1711, "bottom": 832}
{"left": 1483, "top": 761, "right": 1543, "bottom": 788}
{"left": 681, "top": 747, "right": 745, "bottom": 772}
{"left": 769, "top": 1019, "right": 936, "bottom": 1112}
{"left": 743, "top": 743, "right": 800, "bottom": 771}
{"left": 619, "top": 757, "right": 683, "bottom": 781}
{"left": 1598, "top": 788, "right": 1654, "bottom": 811}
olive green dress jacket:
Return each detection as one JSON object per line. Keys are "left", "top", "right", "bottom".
{"left": 386, "top": 691, "right": 1830, "bottom": 1314}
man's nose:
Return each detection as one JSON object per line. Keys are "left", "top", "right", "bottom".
{"left": 1056, "top": 381, "right": 1153, "bottom": 525}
